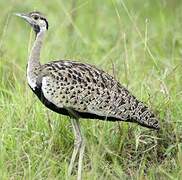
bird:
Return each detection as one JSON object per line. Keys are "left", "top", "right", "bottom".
{"left": 15, "top": 11, "right": 160, "bottom": 180}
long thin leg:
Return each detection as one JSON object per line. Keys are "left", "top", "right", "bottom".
{"left": 68, "top": 118, "right": 85, "bottom": 180}
{"left": 68, "top": 118, "right": 81, "bottom": 176}
{"left": 78, "top": 138, "right": 85, "bottom": 180}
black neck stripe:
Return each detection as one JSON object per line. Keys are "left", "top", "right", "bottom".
{"left": 40, "top": 17, "right": 49, "bottom": 30}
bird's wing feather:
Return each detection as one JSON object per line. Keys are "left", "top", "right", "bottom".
{"left": 37, "top": 60, "right": 160, "bottom": 129}
{"left": 39, "top": 60, "right": 130, "bottom": 119}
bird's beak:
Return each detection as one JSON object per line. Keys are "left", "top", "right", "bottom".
{"left": 14, "top": 13, "right": 34, "bottom": 25}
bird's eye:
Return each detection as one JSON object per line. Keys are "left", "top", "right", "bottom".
{"left": 33, "top": 15, "right": 39, "bottom": 20}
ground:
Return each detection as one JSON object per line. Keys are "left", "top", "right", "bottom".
{"left": 0, "top": 0, "right": 182, "bottom": 179}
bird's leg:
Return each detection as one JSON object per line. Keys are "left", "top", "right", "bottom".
{"left": 78, "top": 137, "right": 85, "bottom": 180}
{"left": 68, "top": 118, "right": 80, "bottom": 176}
{"left": 68, "top": 118, "right": 85, "bottom": 180}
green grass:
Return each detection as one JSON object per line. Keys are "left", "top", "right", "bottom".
{"left": 0, "top": 0, "right": 182, "bottom": 179}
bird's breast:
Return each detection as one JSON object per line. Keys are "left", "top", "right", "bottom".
{"left": 27, "top": 74, "right": 37, "bottom": 90}
{"left": 26, "top": 63, "right": 41, "bottom": 90}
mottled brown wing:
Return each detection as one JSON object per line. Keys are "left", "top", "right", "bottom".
{"left": 40, "top": 60, "right": 129, "bottom": 118}
{"left": 40, "top": 60, "right": 160, "bottom": 129}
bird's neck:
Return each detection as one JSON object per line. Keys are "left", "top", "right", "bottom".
{"left": 27, "top": 30, "right": 46, "bottom": 89}
{"left": 28, "top": 30, "right": 46, "bottom": 69}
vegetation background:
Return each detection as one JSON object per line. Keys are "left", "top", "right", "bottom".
{"left": 0, "top": 0, "right": 182, "bottom": 179}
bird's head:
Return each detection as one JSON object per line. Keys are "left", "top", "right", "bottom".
{"left": 15, "top": 11, "right": 48, "bottom": 34}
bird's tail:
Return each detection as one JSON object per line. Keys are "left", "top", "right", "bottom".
{"left": 129, "top": 97, "right": 160, "bottom": 130}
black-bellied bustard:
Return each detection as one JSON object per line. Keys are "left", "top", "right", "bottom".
{"left": 15, "top": 11, "right": 160, "bottom": 180}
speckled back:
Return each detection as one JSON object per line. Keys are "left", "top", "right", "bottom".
{"left": 35, "top": 60, "right": 159, "bottom": 129}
